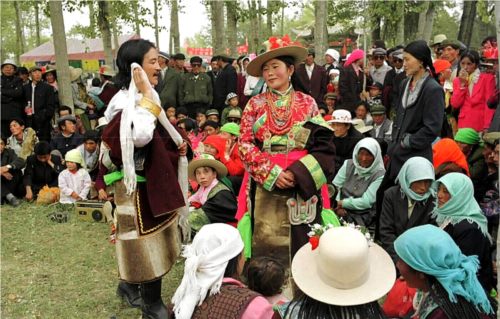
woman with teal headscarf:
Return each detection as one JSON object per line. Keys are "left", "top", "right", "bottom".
{"left": 378, "top": 156, "right": 436, "bottom": 264}
{"left": 433, "top": 172, "right": 494, "bottom": 294}
{"left": 333, "top": 137, "right": 385, "bottom": 230}
{"left": 395, "top": 225, "right": 494, "bottom": 319}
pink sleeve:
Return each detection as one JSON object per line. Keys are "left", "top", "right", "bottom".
{"left": 483, "top": 74, "right": 497, "bottom": 130}
{"left": 240, "top": 296, "right": 275, "bottom": 319}
{"left": 450, "top": 77, "right": 466, "bottom": 109}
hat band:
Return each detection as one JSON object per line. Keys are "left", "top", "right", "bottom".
{"left": 317, "top": 262, "right": 369, "bottom": 290}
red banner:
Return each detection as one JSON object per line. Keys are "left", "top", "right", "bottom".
{"left": 186, "top": 45, "right": 248, "bottom": 57}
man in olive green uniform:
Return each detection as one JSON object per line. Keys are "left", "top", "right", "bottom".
{"left": 179, "top": 56, "right": 213, "bottom": 118}
{"left": 157, "top": 51, "right": 181, "bottom": 110}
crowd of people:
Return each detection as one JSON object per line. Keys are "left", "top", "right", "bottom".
{"left": 1, "top": 31, "right": 499, "bottom": 319}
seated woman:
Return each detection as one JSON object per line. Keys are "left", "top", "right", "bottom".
{"left": 172, "top": 223, "right": 274, "bottom": 319}
{"left": 432, "top": 138, "right": 470, "bottom": 178}
{"left": 378, "top": 156, "right": 436, "bottom": 263}
{"left": 395, "top": 225, "right": 495, "bottom": 319}
{"left": 24, "top": 141, "right": 64, "bottom": 201}
{"left": 1, "top": 135, "right": 25, "bottom": 206}
{"left": 276, "top": 226, "right": 395, "bottom": 318}
{"left": 328, "top": 110, "right": 364, "bottom": 174}
{"left": 433, "top": 172, "right": 494, "bottom": 294}
{"left": 187, "top": 154, "right": 238, "bottom": 233}
{"left": 332, "top": 137, "right": 385, "bottom": 229}
{"left": 7, "top": 118, "right": 39, "bottom": 160}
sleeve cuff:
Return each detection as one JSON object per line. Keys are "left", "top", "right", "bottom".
{"left": 299, "top": 154, "right": 327, "bottom": 190}
{"left": 263, "top": 164, "right": 283, "bottom": 191}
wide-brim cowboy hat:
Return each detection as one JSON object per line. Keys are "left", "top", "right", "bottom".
{"left": 292, "top": 227, "right": 396, "bottom": 306}
{"left": 69, "top": 66, "right": 83, "bottom": 82}
{"left": 43, "top": 65, "right": 57, "bottom": 74}
{"left": 188, "top": 154, "right": 228, "bottom": 180}
{"left": 246, "top": 45, "right": 308, "bottom": 77}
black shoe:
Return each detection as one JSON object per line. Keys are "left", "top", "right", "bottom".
{"left": 141, "top": 299, "right": 168, "bottom": 319}
{"left": 117, "top": 281, "right": 142, "bottom": 308}
{"left": 8, "top": 196, "right": 20, "bottom": 207}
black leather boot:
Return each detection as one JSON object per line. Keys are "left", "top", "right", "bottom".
{"left": 116, "top": 281, "right": 142, "bottom": 308}
{"left": 141, "top": 279, "right": 168, "bottom": 319}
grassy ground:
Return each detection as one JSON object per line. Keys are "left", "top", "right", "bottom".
{"left": 1, "top": 202, "right": 184, "bottom": 319}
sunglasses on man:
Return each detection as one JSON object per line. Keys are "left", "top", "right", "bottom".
{"left": 372, "top": 55, "right": 385, "bottom": 60}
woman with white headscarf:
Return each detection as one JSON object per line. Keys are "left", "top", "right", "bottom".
{"left": 172, "top": 223, "right": 274, "bottom": 319}
{"left": 332, "top": 137, "right": 385, "bottom": 229}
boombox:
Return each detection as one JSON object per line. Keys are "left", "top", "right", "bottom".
{"left": 75, "top": 200, "right": 114, "bottom": 223}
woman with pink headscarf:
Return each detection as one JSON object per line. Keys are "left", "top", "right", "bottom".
{"left": 338, "top": 49, "right": 366, "bottom": 113}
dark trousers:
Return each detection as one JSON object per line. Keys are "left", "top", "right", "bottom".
{"left": 1, "top": 170, "right": 24, "bottom": 199}
{"left": 184, "top": 102, "right": 209, "bottom": 119}
{"left": 374, "top": 170, "right": 395, "bottom": 240}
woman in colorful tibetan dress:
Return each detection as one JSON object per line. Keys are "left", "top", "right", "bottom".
{"left": 101, "top": 39, "right": 189, "bottom": 319}
{"left": 239, "top": 37, "right": 336, "bottom": 273}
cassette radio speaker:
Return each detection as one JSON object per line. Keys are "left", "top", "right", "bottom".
{"left": 75, "top": 200, "right": 113, "bottom": 223}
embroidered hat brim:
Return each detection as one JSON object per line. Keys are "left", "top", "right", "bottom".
{"left": 246, "top": 46, "right": 308, "bottom": 77}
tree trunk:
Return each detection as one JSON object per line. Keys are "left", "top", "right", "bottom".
{"left": 249, "top": 0, "right": 259, "bottom": 54}
{"left": 314, "top": 0, "right": 328, "bottom": 65}
{"left": 281, "top": 0, "right": 284, "bottom": 36}
{"left": 170, "top": 0, "right": 180, "bottom": 53}
{"left": 48, "top": 0, "right": 73, "bottom": 109}
{"left": 372, "top": 16, "right": 381, "bottom": 42}
{"left": 14, "top": 1, "right": 25, "bottom": 64}
{"left": 133, "top": 1, "right": 141, "bottom": 37}
{"left": 35, "top": 1, "right": 41, "bottom": 46}
{"left": 226, "top": 1, "right": 238, "bottom": 56}
{"left": 110, "top": 14, "right": 119, "bottom": 60}
{"left": 211, "top": 1, "right": 225, "bottom": 55}
{"left": 153, "top": 0, "right": 160, "bottom": 49}
{"left": 458, "top": 0, "right": 477, "bottom": 47}
{"left": 266, "top": 0, "right": 274, "bottom": 38}
{"left": 257, "top": 0, "right": 263, "bottom": 50}
{"left": 88, "top": 1, "right": 96, "bottom": 38}
{"left": 416, "top": 1, "right": 429, "bottom": 40}
{"left": 422, "top": 2, "right": 435, "bottom": 42}
{"left": 395, "top": 1, "right": 405, "bottom": 45}
{"left": 98, "top": 1, "right": 114, "bottom": 67}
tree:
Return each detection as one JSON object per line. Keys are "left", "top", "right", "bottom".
{"left": 48, "top": 0, "right": 73, "bottom": 109}
{"left": 210, "top": 1, "right": 225, "bottom": 55}
{"left": 34, "top": 1, "right": 41, "bottom": 46}
{"left": 314, "top": 1, "right": 328, "bottom": 65}
{"left": 170, "top": 0, "right": 180, "bottom": 53}
{"left": 153, "top": 0, "right": 159, "bottom": 49}
{"left": 395, "top": 1, "right": 405, "bottom": 45}
{"left": 97, "top": 0, "right": 113, "bottom": 67}
{"left": 14, "top": 1, "right": 26, "bottom": 64}
{"left": 132, "top": 0, "right": 141, "bottom": 37}
{"left": 458, "top": 0, "right": 477, "bottom": 47}
{"left": 226, "top": 1, "right": 238, "bottom": 56}
{"left": 87, "top": 1, "right": 97, "bottom": 38}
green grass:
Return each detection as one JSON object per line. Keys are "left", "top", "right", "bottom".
{"left": 1, "top": 202, "right": 184, "bottom": 319}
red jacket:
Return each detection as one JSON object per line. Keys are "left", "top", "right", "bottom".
{"left": 451, "top": 72, "right": 496, "bottom": 132}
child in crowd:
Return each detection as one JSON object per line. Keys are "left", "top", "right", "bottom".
{"left": 195, "top": 108, "right": 207, "bottom": 128}
{"left": 327, "top": 69, "right": 340, "bottom": 93}
{"left": 187, "top": 154, "right": 237, "bottom": 234}
{"left": 206, "top": 109, "right": 220, "bottom": 123}
{"left": 362, "top": 82, "right": 383, "bottom": 108}
{"left": 166, "top": 106, "right": 177, "bottom": 124}
{"left": 176, "top": 107, "right": 188, "bottom": 121}
{"left": 355, "top": 102, "right": 373, "bottom": 126}
{"left": 226, "top": 108, "right": 242, "bottom": 125}
{"left": 370, "top": 103, "right": 393, "bottom": 143}
{"left": 87, "top": 78, "right": 105, "bottom": 111}
{"left": 246, "top": 256, "right": 288, "bottom": 306}
{"left": 201, "top": 120, "right": 220, "bottom": 137}
{"left": 221, "top": 92, "right": 243, "bottom": 125}
{"left": 58, "top": 149, "right": 91, "bottom": 204}
{"left": 323, "top": 92, "right": 336, "bottom": 115}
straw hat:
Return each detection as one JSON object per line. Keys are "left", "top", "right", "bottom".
{"left": 246, "top": 35, "right": 307, "bottom": 77}
{"left": 352, "top": 119, "right": 373, "bottom": 134}
{"left": 292, "top": 227, "right": 396, "bottom": 306}
{"left": 188, "top": 154, "right": 228, "bottom": 180}
{"left": 69, "top": 66, "right": 83, "bottom": 82}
